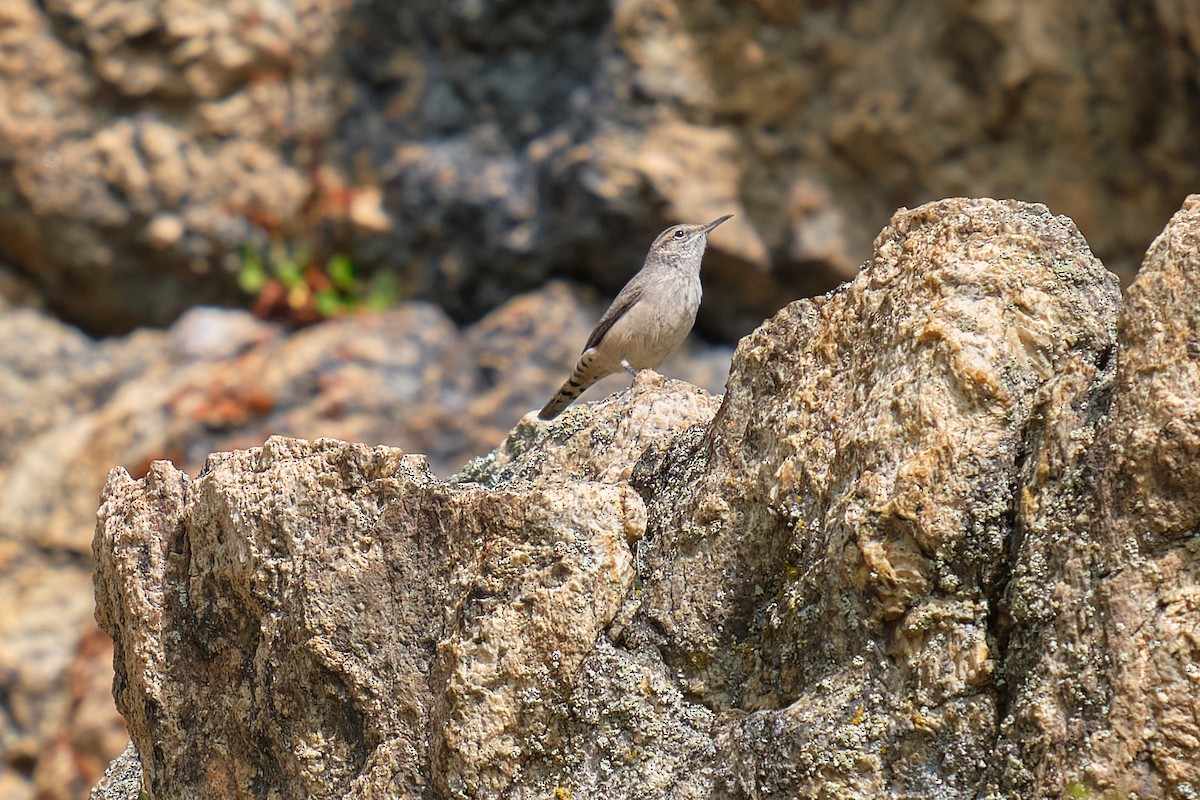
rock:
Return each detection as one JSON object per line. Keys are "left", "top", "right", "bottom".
{"left": 0, "top": 263, "right": 46, "bottom": 312}
{"left": 0, "top": 556, "right": 114, "bottom": 800}
{"left": 627, "top": 197, "right": 1119, "bottom": 796}
{"left": 92, "top": 437, "right": 648, "bottom": 798}
{"left": 33, "top": 629, "right": 128, "bottom": 800}
{"left": 3, "top": 1, "right": 1198, "bottom": 337}
{"left": 0, "top": 282, "right": 726, "bottom": 554}
{"left": 91, "top": 198, "right": 1200, "bottom": 797}
{"left": 455, "top": 370, "right": 723, "bottom": 488}
{"left": 994, "top": 195, "right": 1200, "bottom": 796}
{"left": 342, "top": 0, "right": 1200, "bottom": 340}
{"left": 88, "top": 743, "right": 141, "bottom": 800}
{"left": 0, "top": 0, "right": 337, "bottom": 332}
{"left": 0, "top": 281, "right": 730, "bottom": 800}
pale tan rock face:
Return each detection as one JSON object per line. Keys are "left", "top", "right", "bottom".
{"left": 1076, "top": 197, "right": 1200, "bottom": 795}
{"left": 92, "top": 197, "right": 1200, "bottom": 799}
{"left": 992, "top": 197, "right": 1200, "bottom": 798}
{"left": 92, "top": 436, "right": 654, "bottom": 799}
{"left": 628, "top": 198, "right": 1121, "bottom": 796}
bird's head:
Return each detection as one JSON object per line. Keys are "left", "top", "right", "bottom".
{"left": 647, "top": 214, "right": 733, "bottom": 266}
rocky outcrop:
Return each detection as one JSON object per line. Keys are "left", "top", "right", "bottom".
{"left": 4, "top": 0, "right": 1198, "bottom": 336}
{"left": 995, "top": 194, "right": 1200, "bottom": 796}
{"left": 0, "top": 281, "right": 728, "bottom": 800}
{"left": 91, "top": 197, "right": 1200, "bottom": 797}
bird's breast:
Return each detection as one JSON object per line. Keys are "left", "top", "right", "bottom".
{"left": 604, "top": 273, "right": 701, "bottom": 369}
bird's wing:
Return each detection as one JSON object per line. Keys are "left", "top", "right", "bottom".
{"left": 583, "top": 279, "right": 644, "bottom": 352}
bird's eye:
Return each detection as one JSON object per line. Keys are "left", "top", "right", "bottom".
{"left": 673, "top": 229, "right": 685, "bottom": 239}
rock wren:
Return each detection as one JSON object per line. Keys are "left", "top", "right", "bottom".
{"left": 538, "top": 214, "right": 732, "bottom": 420}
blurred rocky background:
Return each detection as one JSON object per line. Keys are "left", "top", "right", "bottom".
{"left": 0, "top": 0, "right": 1198, "bottom": 797}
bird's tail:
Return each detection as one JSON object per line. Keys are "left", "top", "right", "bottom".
{"left": 538, "top": 351, "right": 607, "bottom": 420}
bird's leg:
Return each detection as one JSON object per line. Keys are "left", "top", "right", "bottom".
{"left": 620, "top": 358, "right": 637, "bottom": 376}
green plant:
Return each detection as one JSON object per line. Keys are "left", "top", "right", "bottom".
{"left": 237, "top": 241, "right": 398, "bottom": 324}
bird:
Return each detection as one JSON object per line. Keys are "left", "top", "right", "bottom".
{"left": 538, "top": 214, "right": 732, "bottom": 420}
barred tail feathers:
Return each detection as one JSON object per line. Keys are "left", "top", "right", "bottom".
{"left": 538, "top": 350, "right": 611, "bottom": 420}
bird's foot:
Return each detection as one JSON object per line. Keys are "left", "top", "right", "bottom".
{"left": 620, "top": 358, "right": 638, "bottom": 377}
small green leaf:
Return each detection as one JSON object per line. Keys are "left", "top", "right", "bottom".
{"left": 276, "top": 255, "right": 304, "bottom": 288}
{"left": 237, "top": 249, "right": 266, "bottom": 294}
{"left": 327, "top": 253, "right": 357, "bottom": 290}
{"left": 363, "top": 271, "right": 398, "bottom": 311}
{"left": 313, "top": 290, "right": 343, "bottom": 318}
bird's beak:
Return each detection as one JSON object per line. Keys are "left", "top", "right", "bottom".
{"left": 701, "top": 214, "right": 734, "bottom": 235}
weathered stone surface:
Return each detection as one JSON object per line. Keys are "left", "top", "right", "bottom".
{"left": 89, "top": 743, "right": 142, "bottom": 800}
{"left": 4, "top": 0, "right": 1198, "bottom": 337}
{"left": 457, "top": 370, "right": 723, "bottom": 488}
{"left": 91, "top": 197, "right": 1200, "bottom": 797}
{"left": 0, "top": 281, "right": 729, "bottom": 800}
{"left": 0, "top": 281, "right": 727, "bottom": 555}
{"left": 994, "top": 195, "right": 1200, "bottom": 797}
{"left": 93, "top": 437, "right": 650, "bottom": 798}
{"left": 624, "top": 197, "right": 1120, "bottom": 797}
{"left": 1089, "top": 204, "right": 1200, "bottom": 788}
